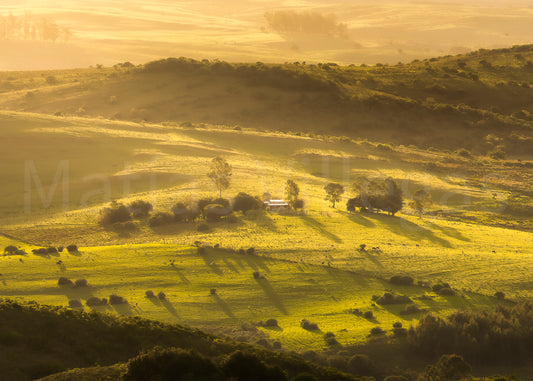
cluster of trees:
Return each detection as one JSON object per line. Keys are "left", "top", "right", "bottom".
{"left": 264, "top": 10, "right": 349, "bottom": 39}
{"left": 0, "top": 12, "right": 72, "bottom": 42}
{"left": 346, "top": 176, "right": 404, "bottom": 216}
{"left": 408, "top": 301, "right": 533, "bottom": 365}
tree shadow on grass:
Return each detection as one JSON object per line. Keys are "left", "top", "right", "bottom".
{"left": 111, "top": 302, "right": 134, "bottom": 316}
{"left": 361, "top": 251, "right": 384, "bottom": 268}
{"left": 299, "top": 215, "right": 343, "bottom": 244}
{"left": 345, "top": 212, "right": 376, "bottom": 228}
{"left": 255, "top": 278, "right": 288, "bottom": 315}
{"left": 426, "top": 222, "right": 471, "bottom": 242}
{"left": 199, "top": 251, "right": 223, "bottom": 276}
{"left": 211, "top": 294, "right": 235, "bottom": 318}
{"left": 243, "top": 210, "right": 278, "bottom": 233}
{"left": 365, "top": 214, "right": 453, "bottom": 248}
{"left": 242, "top": 255, "right": 271, "bottom": 274}
{"left": 222, "top": 258, "right": 240, "bottom": 273}
{"left": 171, "top": 266, "right": 191, "bottom": 284}
{"left": 161, "top": 299, "right": 179, "bottom": 318}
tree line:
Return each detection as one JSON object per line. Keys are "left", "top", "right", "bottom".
{"left": 0, "top": 12, "right": 72, "bottom": 42}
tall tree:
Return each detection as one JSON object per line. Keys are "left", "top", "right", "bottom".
{"left": 324, "top": 182, "right": 344, "bottom": 208}
{"left": 285, "top": 179, "right": 300, "bottom": 209}
{"left": 207, "top": 157, "right": 232, "bottom": 198}
{"left": 410, "top": 189, "right": 432, "bottom": 219}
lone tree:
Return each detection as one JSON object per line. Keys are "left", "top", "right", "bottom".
{"left": 285, "top": 179, "right": 300, "bottom": 209}
{"left": 207, "top": 157, "right": 232, "bottom": 198}
{"left": 410, "top": 189, "right": 432, "bottom": 219}
{"left": 324, "top": 182, "right": 344, "bottom": 208}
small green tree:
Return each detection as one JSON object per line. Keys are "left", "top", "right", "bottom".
{"left": 285, "top": 179, "right": 300, "bottom": 209}
{"left": 207, "top": 157, "right": 232, "bottom": 198}
{"left": 324, "top": 183, "right": 344, "bottom": 208}
{"left": 424, "top": 354, "right": 472, "bottom": 381}
{"left": 410, "top": 189, "right": 432, "bottom": 219}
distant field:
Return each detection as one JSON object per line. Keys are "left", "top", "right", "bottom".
{"left": 0, "top": 235, "right": 511, "bottom": 351}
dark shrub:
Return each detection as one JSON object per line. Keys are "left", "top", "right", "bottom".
{"left": 323, "top": 332, "right": 338, "bottom": 346}
{"left": 210, "top": 289, "right": 217, "bottom": 295}
{"left": 400, "top": 304, "right": 421, "bottom": 315}
{"left": 3, "top": 245, "right": 18, "bottom": 254}
{"left": 74, "top": 279, "right": 88, "bottom": 287}
{"left": 33, "top": 248, "right": 47, "bottom": 255}
{"left": 66, "top": 245, "right": 78, "bottom": 253}
{"left": 100, "top": 202, "right": 132, "bottom": 225}
{"left": 145, "top": 290, "right": 155, "bottom": 298}
{"left": 424, "top": 354, "right": 471, "bottom": 380}
{"left": 68, "top": 300, "right": 82, "bottom": 308}
{"left": 494, "top": 291, "right": 505, "bottom": 300}
{"left": 363, "top": 311, "right": 374, "bottom": 319}
{"left": 57, "top": 277, "right": 73, "bottom": 286}
{"left": 456, "top": 148, "right": 473, "bottom": 158}
{"left": 263, "top": 318, "right": 278, "bottom": 327}
{"left": 432, "top": 283, "right": 451, "bottom": 292}
{"left": 370, "top": 327, "right": 385, "bottom": 335}
{"left": 256, "top": 338, "right": 270, "bottom": 348}
{"left": 148, "top": 212, "right": 175, "bottom": 227}
{"left": 246, "top": 247, "right": 255, "bottom": 255}
{"left": 393, "top": 322, "right": 403, "bottom": 329}
{"left": 109, "top": 294, "right": 127, "bottom": 305}
{"left": 86, "top": 297, "right": 107, "bottom": 306}
{"left": 124, "top": 347, "right": 224, "bottom": 381}
{"left": 238, "top": 248, "right": 246, "bottom": 255}
{"left": 197, "top": 222, "right": 209, "bottom": 232}
{"left": 57, "top": 246, "right": 64, "bottom": 252}
{"left": 172, "top": 202, "right": 188, "bottom": 221}
{"left": 252, "top": 271, "right": 261, "bottom": 279}
{"left": 233, "top": 192, "right": 261, "bottom": 212}
{"left": 347, "top": 354, "right": 377, "bottom": 376}
{"left": 203, "top": 204, "right": 232, "bottom": 221}
{"left": 437, "top": 287, "right": 455, "bottom": 296}
{"left": 128, "top": 200, "right": 153, "bottom": 218}
{"left": 300, "top": 319, "right": 318, "bottom": 331}
{"left": 47, "top": 247, "right": 58, "bottom": 254}
{"left": 222, "top": 350, "right": 287, "bottom": 381}
{"left": 157, "top": 291, "right": 166, "bottom": 300}
{"left": 293, "top": 199, "right": 305, "bottom": 210}
{"left": 197, "top": 197, "right": 215, "bottom": 211}
{"left": 393, "top": 327, "right": 408, "bottom": 337}
{"left": 376, "top": 292, "right": 412, "bottom": 305}
{"left": 389, "top": 275, "right": 414, "bottom": 286}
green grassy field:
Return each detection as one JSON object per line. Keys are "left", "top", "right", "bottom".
{"left": 0, "top": 235, "right": 512, "bottom": 352}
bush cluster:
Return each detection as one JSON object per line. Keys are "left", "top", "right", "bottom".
{"left": 373, "top": 292, "right": 412, "bottom": 305}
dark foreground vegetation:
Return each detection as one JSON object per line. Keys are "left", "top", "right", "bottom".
{"left": 0, "top": 299, "right": 527, "bottom": 380}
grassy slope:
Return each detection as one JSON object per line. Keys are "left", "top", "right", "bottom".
{"left": 0, "top": 45, "right": 532, "bottom": 153}
{"left": 0, "top": 299, "right": 358, "bottom": 381}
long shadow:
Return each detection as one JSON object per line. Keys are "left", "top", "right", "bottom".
{"left": 426, "top": 222, "right": 471, "bottom": 242}
{"left": 147, "top": 297, "right": 162, "bottom": 307}
{"left": 199, "top": 251, "right": 223, "bottom": 276}
{"left": 212, "top": 294, "right": 235, "bottom": 318}
{"left": 222, "top": 258, "right": 240, "bottom": 273}
{"left": 244, "top": 210, "right": 278, "bottom": 233}
{"left": 345, "top": 212, "right": 376, "bottom": 228}
{"left": 111, "top": 302, "right": 134, "bottom": 316}
{"left": 161, "top": 299, "right": 180, "bottom": 318}
{"left": 299, "top": 215, "right": 343, "bottom": 244}
{"left": 255, "top": 278, "right": 288, "bottom": 315}
{"left": 365, "top": 214, "right": 452, "bottom": 248}
{"left": 172, "top": 266, "right": 191, "bottom": 284}
{"left": 242, "top": 255, "right": 271, "bottom": 274}
{"left": 67, "top": 250, "right": 82, "bottom": 257}
{"left": 361, "top": 251, "right": 384, "bottom": 268}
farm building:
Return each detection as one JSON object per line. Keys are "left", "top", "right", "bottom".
{"left": 263, "top": 200, "right": 290, "bottom": 213}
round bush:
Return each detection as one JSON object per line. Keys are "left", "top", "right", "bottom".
{"left": 363, "top": 311, "right": 374, "bottom": 319}
{"left": 66, "top": 244, "right": 78, "bottom": 253}
{"left": 347, "top": 354, "right": 377, "bottom": 376}
{"left": 74, "top": 279, "right": 88, "bottom": 287}
{"left": 145, "top": 290, "right": 155, "bottom": 298}
{"left": 128, "top": 200, "right": 153, "bottom": 218}
{"left": 100, "top": 202, "right": 132, "bottom": 225}
{"left": 263, "top": 318, "right": 278, "bottom": 327}
{"left": 109, "top": 294, "right": 127, "bottom": 305}
{"left": 300, "top": 319, "right": 318, "bottom": 331}
{"left": 47, "top": 247, "right": 58, "bottom": 254}
{"left": 148, "top": 212, "right": 175, "bottom": 227}
{"left": 86, "top": 297, "right": 107, "bottom": 307}
{"left": 68, "top": 300, "right": 82, "bottom": 308}
{"left": 233, "top": 192, "right": 261, "bottom": 213}
{"left": 389, "top": 275, "right": 414, "bottom": 286}
{"left": 494, "top": 291, "right": 505, "bottom": 300}
{"left": 57, "top": 277, "right": 73, "bottom": 286}
{"left": 157, "top": 291, "right": 166, "bottom": 300}
{"left": 370, "top": 326, "right": 385, "bottom": 335}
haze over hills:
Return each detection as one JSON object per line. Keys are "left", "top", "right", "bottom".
{"left": 1, "top": 0, "right": 533, "bottom": 70}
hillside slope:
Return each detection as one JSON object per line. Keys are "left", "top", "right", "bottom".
{"left": 0, "top": 45, "right": 532, "bottom": 154}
